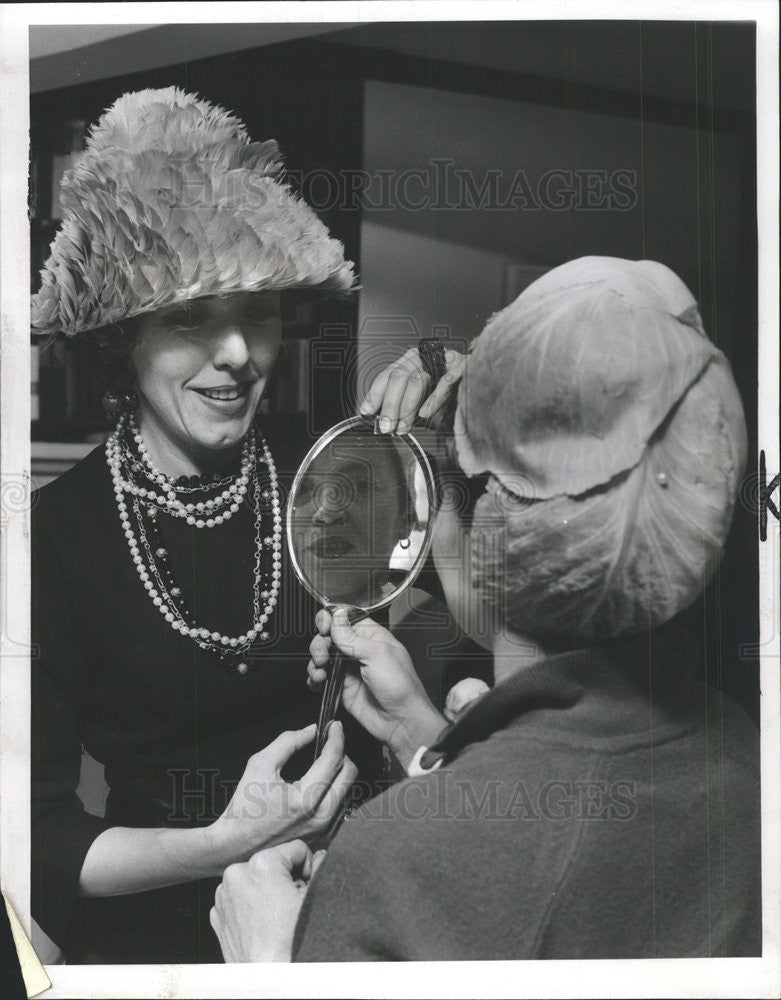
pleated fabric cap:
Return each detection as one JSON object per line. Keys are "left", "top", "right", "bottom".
{"left": 31, "top": 87, "right": 357, "bottom": 337}
{"left": 456, "top": 256, "right": 747, "bottom": 641}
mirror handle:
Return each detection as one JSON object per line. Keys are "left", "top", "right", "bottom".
{"left": 314, "top": 649, "right": 345, "bottom": 758}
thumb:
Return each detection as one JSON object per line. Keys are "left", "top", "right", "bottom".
{"left": 358, "top": 367, "right": 391, "bottom": 416}
{"left": 329, "top": 608, "right": 376, "bottom": 662}
{"left": 275, "top": 839, "right": 312, "bottom": 874}
{"left": 263, "top": 723, "right": 317, "bottom": 770}
{"left": 250, "top": 839, "right": 312, "bottom": 875}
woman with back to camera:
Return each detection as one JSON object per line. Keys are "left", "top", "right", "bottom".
{"left": 211, "top": 257, "right": 761, "bottom": 961}
{"left": 30, "top": 86, "right": 394, "bottom": 964}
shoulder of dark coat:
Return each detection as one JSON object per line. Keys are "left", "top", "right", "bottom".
{"left": 32, "top": 443, "right": 111, "bottom": 536}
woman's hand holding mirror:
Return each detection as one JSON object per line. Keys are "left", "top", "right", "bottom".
{"left": 204, "top": 722, "right": 357, "bottom": 869}
{"left": 308, "top": 608, "right": 446, "bottom": 772}
{"left": 358, "top": 345, "right": 466, "bottom": 434}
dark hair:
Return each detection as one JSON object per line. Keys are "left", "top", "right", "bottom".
{"left": 89, "top": 321, "right": 138, "bottom": 408}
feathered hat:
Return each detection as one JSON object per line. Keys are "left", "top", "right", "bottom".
{"left": 31, "top": 87, "right": 357, "bottom": 337}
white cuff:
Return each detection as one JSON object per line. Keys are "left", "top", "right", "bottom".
{"left": 407, "top": 746, "right": 443, "bottom": 777}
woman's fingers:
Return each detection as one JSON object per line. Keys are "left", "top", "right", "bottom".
{"left": 328, "top": 609, "right": 365, "bottom": 659}
{"left": 306, "top": 660, "right": 328, "bottom": 684}
{"left": 308, "top": 633, "right": 331, "bottom": 666}
{"left": 262, "top": 724, "right": 317, "bottom": 771}
{"left": 329, "top": 608, "right": 388, "bottom": 660}
{"left": 418, "top": 351, "right": 466, "bottom": 420}
{"left": 396, "top": 373, "right": 429, "bottom": 435}
{"left": 358, "top": 366, "right": 393, "bottom": 417}
{"left": 358, "top": 348, "right": 431, "bottom": 433}
{"left": 358, "top": 347, "right": 421, "bottom": 418}
{"left": 315, "top": 608, "right": 387, "bottom": 659}
{"left": 372, "top": 369, "right": 408, "bottom": 433}
{"left": 247, "top": 839, "right": 311, "bottom": 874}
{"left": 418, "top": 378, "right": 453, "bottom": 420}
{"left": 307, "top": 631, "right": 331, "bottom": 690}
{"left": 360, "top": 345, "right": 465, "bottom": 427}
{"left": 299, "top": 719, "right": 347, "bottom": 797}
{"left": 311, "top": 756, "right": 358, "bottom": 823}
{"left": 306, "top": 660, "right": 328, "bottom": 689}
{"left": 315, "top": 608, "right": 332, "bottom": 636}
{"left": 377, "top": 367, "right": 427, "bottom": 434}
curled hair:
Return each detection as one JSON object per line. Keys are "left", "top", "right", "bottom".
{"left": 89, "top": 321, "right": 138, "bottom": 400}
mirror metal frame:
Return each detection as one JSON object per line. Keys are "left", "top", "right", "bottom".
{"left": 286, "top": 416, "right": 436, "bottom": 613}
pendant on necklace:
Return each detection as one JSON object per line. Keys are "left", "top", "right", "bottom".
{"left": 236, "top": 662, "right": 249, "bottom": 675}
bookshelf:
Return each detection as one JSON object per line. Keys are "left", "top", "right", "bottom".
{"left": 30, "top": 115, "right": 110, "bottom": 465}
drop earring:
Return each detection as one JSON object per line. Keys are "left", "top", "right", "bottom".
{"left": 102, "top": 389, "right": 139, "bottom": 419}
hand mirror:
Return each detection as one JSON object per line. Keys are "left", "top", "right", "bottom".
{"left": 287, "top": 416, "right": 436, "bottom": 756}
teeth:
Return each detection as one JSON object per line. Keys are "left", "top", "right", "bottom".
{"left": 201, "top": 387, "right": 242, "bottom": 401}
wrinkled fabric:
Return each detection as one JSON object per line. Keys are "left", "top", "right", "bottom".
{"left": 294, "top": 632, "right": 761, "bottom": 960}
{"left": 456, "top": 257, "right": 747, "bottom": 640}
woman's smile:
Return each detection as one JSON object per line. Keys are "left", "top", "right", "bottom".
{"left": 191, "top": 380, "right": 257, "bottom": 414}
{"left": 194, "top": 383, "right": 251, "bottom": 401}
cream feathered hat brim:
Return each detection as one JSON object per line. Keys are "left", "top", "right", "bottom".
{"left": 31, "top": 87, "right": 357, "bottom": 337}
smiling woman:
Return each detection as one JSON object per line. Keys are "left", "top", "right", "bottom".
{"left": 29, "top": 87, "right": 383, "bottom": 965}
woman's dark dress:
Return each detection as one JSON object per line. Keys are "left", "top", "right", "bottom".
{"left": 31, "top": 417, "right": 382, "bottom": 963}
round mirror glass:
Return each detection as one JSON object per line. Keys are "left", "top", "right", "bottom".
{"left": 287, "top": 417, "right": 435, "bottom": 612}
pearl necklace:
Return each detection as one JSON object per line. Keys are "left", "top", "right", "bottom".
{"left": 106, "top": 415, "right": 256, "bottom": 528}
{"left": 106, "top": 420, "right": 283, "bottom": 673}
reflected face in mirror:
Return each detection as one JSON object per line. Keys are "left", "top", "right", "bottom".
{"left": 291, "top": 433, "right": 413, "bottom": 606}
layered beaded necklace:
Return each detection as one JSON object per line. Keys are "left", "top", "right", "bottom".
{"left": 106, "top": 414, "right": 282, "bottom": 674}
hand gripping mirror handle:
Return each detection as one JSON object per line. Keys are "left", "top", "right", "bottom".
{"left": 313, "top": 606, "right": 367, "bottom": 759}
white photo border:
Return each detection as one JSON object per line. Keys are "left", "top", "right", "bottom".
{"left": 1, "top": 2, "right": 778, "bottom": 997}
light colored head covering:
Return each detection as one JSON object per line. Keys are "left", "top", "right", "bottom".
{"left": 456, "top": 256, "right": 747, "bottom": 642}
{"left": 31, "top": 87, "right": 356, "bottom": 337}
